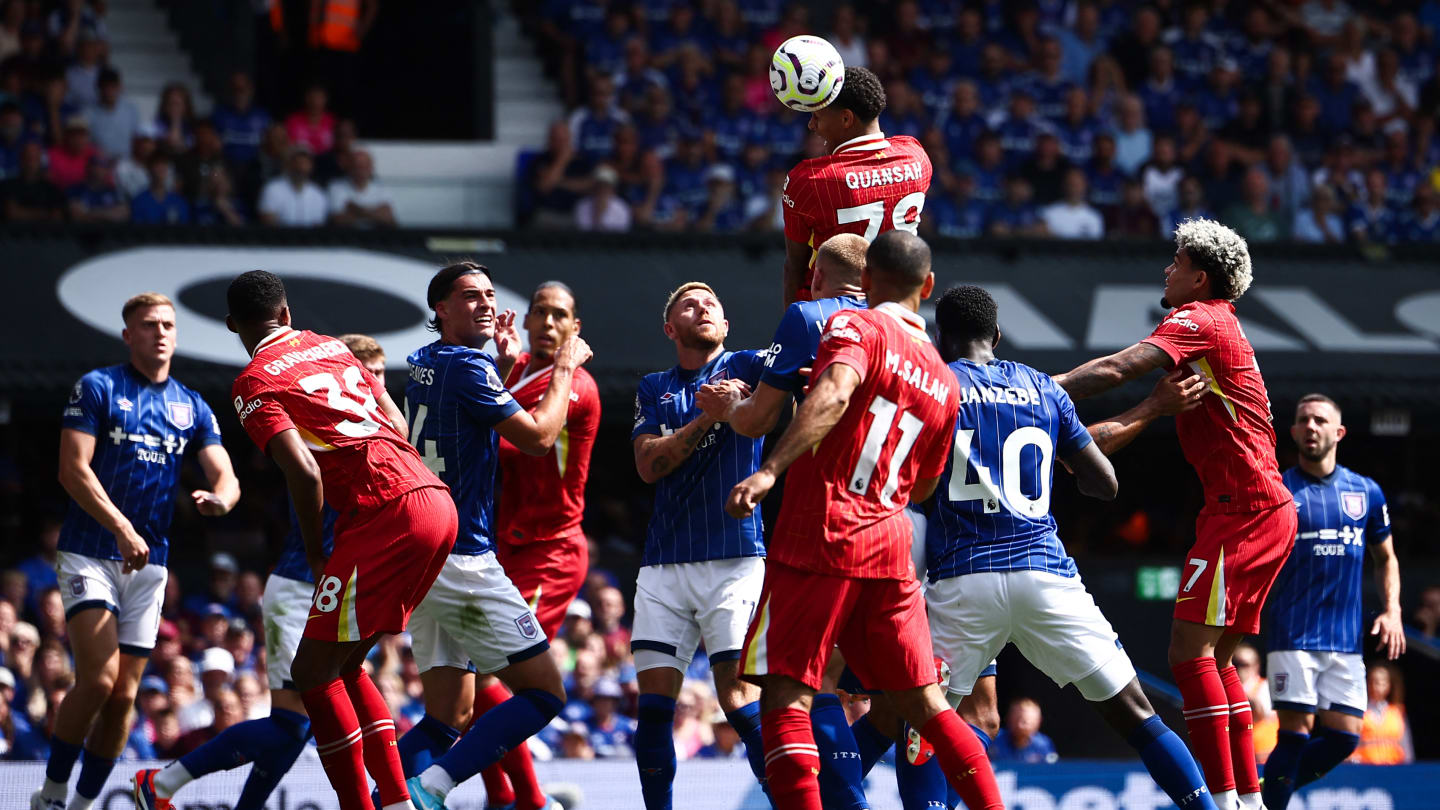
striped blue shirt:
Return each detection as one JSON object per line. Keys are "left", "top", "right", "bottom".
{"left": 632, "top": 350, "right": 767, "bottom": 565}
{"left": 405, "top": 341, "right": 523, "bottom": 557}
{"left": 759, "top": 295, "right": 867, "bottom": 393}
{"left": 1269, "top": 465, "right": 1390, "bottom": 653}
{"left": 59, "top": 365, "right": 223, "bottom": 568}
{"left": 275, "top": 504, "right": 338, "bottom": 584}
{"left": 926, "top": 359, "right": 1092, "bottom": 581}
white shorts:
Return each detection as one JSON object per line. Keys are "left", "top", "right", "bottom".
{"left": 408, "top": 552, "right": 548, "bottom": 675}
{"left": 262, "top": 574, "right": 313, "bottom": 690}
{"left": 56, "top": 550, "right": 168, "bottom": 654}
{"left": 631, "top": 557, "right": 764, "bottom": 671}
{"left": 1267, "top": 650, "right": 1367, "bottom": 717}
{"left": 927, "top": 570, "right": 1135, "bottom": 702}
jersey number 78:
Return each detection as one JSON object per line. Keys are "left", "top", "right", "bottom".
{"left": 836, "top": 191, "right": 927, "bottom": 240}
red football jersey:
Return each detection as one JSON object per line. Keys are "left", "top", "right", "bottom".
{"left": 783, "top": 132, "right": 933, "bottom": 300}
{"left": 1141, "top": 300, "right": 1290, "bottom": 513}
{"left": 232, "top": 327, "right": 444, "bottom": 510}
{"left": 497, "top": 353, "right": 601, "bottom": 544}
{"left": 769, "top": 303, "right": 959, "bottom": 580}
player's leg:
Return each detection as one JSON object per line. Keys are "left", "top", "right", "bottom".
{"left": 394, "top": 571, "right": 474, "bottom": 783}
{"left": 810, "top": 653, "right": 869, "bottom": 810}
{"left": 1263, "top": 707, "right": 1314, "bottom": 810}
{"left": 697, "top": 557, "right": 774, "bottom": 791}
{"left": 1091, "top": 681, "right": 1219, "bottom": 810}
{"left": 292, "top": 634, "right": 391, "bottom": 810}
{"left": 1295, "top": 709, "right": 1362, "bottom": 789}
{"left": 1214, "top": 630, "right": 1264, "bottom": 810}
{"left": 1267, "top": 651, "right": 1364, "bottom": 807}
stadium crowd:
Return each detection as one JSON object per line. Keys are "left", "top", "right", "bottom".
{"left": 0, "top": 0, "right": 394, "bottom": 227}
{"left": 518, "top": 0, "right": 1440, "bottom": 242}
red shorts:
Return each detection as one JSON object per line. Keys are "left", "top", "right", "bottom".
{"left": 304, "top": 486, "right": 455, "bottom": 643}
{"left": 495, "top": 532, "right": 588, "bottom": 639}
{"left": 740, "top": 561, "right": 934, "bottom": 692}
{"left": 1174, "top": 502, "right": 1298, "bottom": 635}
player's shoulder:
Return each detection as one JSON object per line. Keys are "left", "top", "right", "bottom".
{"left": 164, "top": 374, "right": 206, "bottom": 403}
{"left": 886, "top": 134, "right": 931, "bottom": 161}
{"left": 1336, "top": 464, "right": 1383, "bottom": 494}
{"left": 572, "top": 364, "right": 600, "bottom": 396}
{"left": 78, "top": 364, "right": 124, "bottom": 390}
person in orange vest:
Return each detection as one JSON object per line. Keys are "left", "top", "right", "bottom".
{"left": 1351, "top": 663, "right": 1413, "bottom": 765}
{"left": 307, "top": 0, "right": 377, "bottom": 116}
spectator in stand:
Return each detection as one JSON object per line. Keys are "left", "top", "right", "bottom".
{"left": 988, "top": 175, "right": 1045, "bottom": 237}
{"left": 569, "top": 73, "right": 629, "bottom": 167}
{"left": 151, "top": 709, "right": 182, "bottom": 759}
{"left": 1165, "top": 175, "right": 1212, "bottom": 238}
{"left": 153, "top": 82, "right": 195, "bottom": 156}
{"left": 212, "top": 72, "right": 269, "bottom": 167}
{"left": 175, "top": 119, "right": 226, "bottom": 201}
{"left": 1287, "top": 95, "right": 1329, "bottom": 170}
{"left": 1225, "top": 167, "right": 1287, "bottom": 242}
{"left": 1352, "top": 663, "right": 1412, "bottom": 764}
{"left": 35, "top": 588, "right": 64, "bottom": 643}
{"left": 559, "top": 722, "right": 596, "bottom": 759}
{"left": 587, "top": 678, "right": 636, "bottom": 758}
{"left": 162, "top": 656, "right": 197, "bottom": 717}
{"left": 1056, "top": 1, "right": 1107, "bottom": 85}
{"left": 1220, "top": 92, "right": 1270, "bottom": 165}
{"left": 1138, "top": 46, "right": 1181, "bottom": 134}
{"left": 1194, "top": 58, "right": 1241, "bottom": 134}
{"left": 2, "top": 665, "right": 47, "bottom": 760}
{"left": 130, "top": 153, "right": 189, "bottom": 224}
{"left": 1041, "top": 166, "right": 1104, "bottom": 239}
{"left": 135, "top": 676, "right": 169, "bottom": 741}
{"left": 574, "top": 164, "right": 628, "bottom": 232}
{"left": 312, "top": 117, "right": 356, "bottom": 185}
{"left": 697, "top": 708, "right": 747, "bottom": 760}
{"left": 181, "top": 554, "right": 240, "bottom": 618}
{"left": 0, "top": 100, "right": 27, "bottom": 176}
{"left": 991, "top": 697, "right": 1058, "bottom": 764}
{"left": 938, "top": 80, "right": 987, "bottom": 167}
{"left": 1261, "top": 135, "right": 1312, "bottom": 222}
{"left": 114, "top": 123, "right": 159, "bottom": 200}
{"left": 283, "top": 82, "right": 335, "bottom": 155}
{"left": 910, "top": 49, "right": 957, "bottom": 123}
{"left": 529, "top": 119, "right": 592, "bottom": 228}
{"left": 694, "top": 163, "right": 744, "bottom": 232}
{"left": 1140, "top": 134, "right": 1183, "bottom": 219}
{"left": 174, "top": 686, "right": 244, "bottom": 757}
{"left": 0, "top": 0, "right": 21, "bottom": 64}
{"left": 1107, "top": 177, "right": 1160, "bottom": 238}
{"left": 258, "top": 144, "right": 325, "bottom": 226}
{"left": 0, "top": 141, "right": 64, "bottom": 221}
{"left": 615, "top": 38, "right": 666, "bottom": 118}
{"left": 1086, "top": 132, "right": 1124, "bottom": 212}
{"left": 1020, "top": 132, "right": 1070, "bottom": 205}
{"left": 1414, "top": 585, "right": 1440, "bottom": 638}
{"left": 993, "top": 88, "right": 1046, "bottom": 171}
{"left": 234, "top": 672, "right": 266, "bottom": 720}
{"left": 1164, "top": 1, "right": 1220, "bottom": 90}
{"left": 1314, "top": 53, "right": 1362, "bottom": 136}
{"left": 1109, "top": 5, "right": 1163, "bottom": 89}
{"left": 178, "top": 647, "right": 234, "bottom": 733}
{"left": 583, "top": 5, "right": 631, "bottom": 81}
{"left": 232, "top": 572, "right": 264, "bottom": 627}
{"left": 671, "top": 681, "right": 714, "bottom": 761}
{"left": 828, "top": 4, "right": 866, "bottom": 70}
{"left": 1377, "top": 129, "right": 1422, "bottom": 209}
{"left": 708, "top": 1, "right": 749, "bottom": 75}
{"left": 1300, "top": 0, "right": 1354, "bottom": 49}
{"left": 63, "top": 31, "right": 102, "bottom": 110}
{"left": 1112, "top": 94, "right": 1152, "bottom": 176}
{"left": 326, "top": 148, "right": 394, "bottom": 227}
{"left": 47, "top": 0, "right": 107, "bottom": 57}
{"left": 12, "top": 519, "right": 59, "bottom": 613}
{"left": 1054, "top": 86, "right": 1101, "bottom": 165}
{"left": 85, "top": 68, "right": 138, "bottom": 159}
{"left": 1348, "top": 167, "right": 1400, "bottom": 244}
{"left": 1229, "top": 6, "right": 1274, "bottom": 79}
{"left": 223, "top": 620, "right": 257, "bottom": 677}
{"left": 1292, "top": 183, "right": 1347, "bottom": 243}
{"left": 925, "top": 172, "right": 989, "bottom": 239}
{"left": 65, "top": 155, "right": 125, "bottom": 222}
{"left": 46, "top": 115, "right": 95, "bottom": 189}
{"left": 1404, "top": 185, "right": 1440, "bottom": 242}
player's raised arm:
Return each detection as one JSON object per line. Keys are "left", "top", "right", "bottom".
{"left": 1084, "top": 371, "right": 1207, "bottom": 455}
{"left": 266, "top": 428, "right": 327, "bottom": 580}
{"left": 782, "top": 238, "right": 812, "bottom": 307}
{"left": 494, "top": 334, "right": 592, "bottom": 456}
{"left": 58, "top": 427, "right": 151, "bottom": 570}
{"left": 1053, "top": 341, "right": 1172, "bottom": 400}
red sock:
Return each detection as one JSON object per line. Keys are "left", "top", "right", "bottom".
{"left": 1220, "top": 665, "right": 1260, "bottom": 796}
{"left": 761, "top": 707, "right": 822, "bottom": 810}
{"left": 343, "top": 668, "right": 407, "bottom": 808}
{"left": 500, "top": 743, "right": 546, "bottom": 810}
{"left": 1173, "top": 656, "right": 1236, "bottom": 795}
{"left": 921, "top": 709, "right": 1004, "bottom": 810}
{"left": 302, "top": 678, "right": 370, "bottom": 810}
{"left": 473, "top": 682, "right": 517, "bottom": 807}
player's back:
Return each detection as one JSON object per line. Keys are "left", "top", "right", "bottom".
{"left": 233, "top": 328, "right": 438, "bottom": 511}
{"left": 1141, "top": 299, "right": 1289, "bottom": 513}
{"left": 1269, "top": 465, "right": 1389, "bottom": 653}
{"left": 405, "top": 340, "right": 522, "bottom": 556}
{"left": 784, "top": 134, "right": 932, "bottom": 295}
{"left": 926, "top": 359, "right": 1094, "bottom": 581}
{"left": 760, "top": 295, "right": 867, "bottom": 394}
{"left": 771, "top": 303, "right": 958, "bottom": 580}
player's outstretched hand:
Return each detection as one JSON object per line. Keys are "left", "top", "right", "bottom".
{"left": 726, "top": 469, "right": 775, "bottom": 519}
{"left": 1371, "top": 609, "right": 1407, "bottom": 660}
{"left": 493, "top": 309, "right": 522, "bottom": 365}
{"left": 118, "top": 526, "right": 149, "bottom": 572}
{"left": 696, "top": 379, "right": 751, "bottom": 421}
{"left": 1149, "top": 371, "right": 1207, "bottom": 415}
{"left": 191, "top": 489, "right": 230, "bottom": 517}
{"left": 555, "top": 335, "right": 593, "bottom": 370}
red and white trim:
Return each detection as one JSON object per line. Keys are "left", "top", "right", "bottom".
{"left": 252, "top": 326, "right": 297, "bottom": 357}
{"left": 833, "top": 132, "right": 889, "bottom": 155}
{"left": 764, "top": 743, "right": 821, "bottom": 767}
{"left": 874, "top": 301, "right": 929, "bottom": 338}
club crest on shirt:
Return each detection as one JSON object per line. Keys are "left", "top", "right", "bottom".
{"left": 1274, "top": 673, "right": 1287, "bottom": 694}
{"left": 69, "top": 575, "right": 85, "bottom": 597}
{"left": 116, "top": 397, "right": 133, "bottom": 412}
{"left": 1341, "top": 491, "right": 1367, "bottom": 521}
{"left": 167, "top": 401, "right": 195, "bottom": 430}
{"left": 514, "top": 612, "right": 539, "bottom": 640}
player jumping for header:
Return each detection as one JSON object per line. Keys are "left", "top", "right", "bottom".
{"left": 1053, "top": 219, "right": 1298, "bottom": 810}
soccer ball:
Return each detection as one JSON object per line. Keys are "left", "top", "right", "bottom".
{"left": 769, "top": 35, "right": 845, "bottom": 112}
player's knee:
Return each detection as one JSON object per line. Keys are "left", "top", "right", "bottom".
{"left": 77, "top": 660, "right": 119, "bottom": 695}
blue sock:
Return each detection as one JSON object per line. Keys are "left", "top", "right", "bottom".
{"left": 74, "top": 749, "right": 115, "bottom": 801}
{"left": 1127, "top": 714, "right": 1218, "bottom": 810}
{"left": 635, "top": 694, "right": 677, "bottom": 810}
{"left": 725, "top": 700, "right": 767, "bottom": 786}
{"left": 1262, "top": 729, "right": 1308, "bottom": 809}
{"left": 397, "top": 714, "right": 463, "bottom": 777}
{"left": 45, "top": 735, "right": 82, "bottom": 785}
{"left": 1296, "top": 727, "right": 1359, "bottom": 788}
{"left": 236, "top": 709, "right": 311, "bottom": 810}
{"left": 436, "top": 689, "right": 563, "bottom": 785}
{"left": 967, "top": 723, "right": 992, "bottom": 752}
{"left": 180, "top": 713, "right": 295, "bottom": 777}
{"left": 896, "top": 755, "right": 949, "bottom": 810}
{"left": 811, "top": 693, "right": 868, "bottom": 810}
{"left": 850, "top": 714, "right": 895, "bottom": 777}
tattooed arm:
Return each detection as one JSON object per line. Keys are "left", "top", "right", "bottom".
{"left": 1085, "top": 371, "right": 1206, "bottom": 455}
{"left": 1053, "top": 342, "right": 1173, "bottom": 400}
{"left": 633, "top": 414, "right": 720, "bottom": 484}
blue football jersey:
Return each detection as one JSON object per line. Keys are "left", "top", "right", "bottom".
{"left": 1269, "top": 465, "right": 1390, "bottom": 653}
{"left": 273, "top": 503, "right": 339, "bottom": 584}
{"left": 59, "top": 365, "right": 223, "bottom": 567}
{"left": 759, "top": 295, "right": 867, "bottom": 394}
{"left": 405, "top": 341, "right": 523, "bottom": 557}
{"left": 631, "top": 350, "right": 767, "bottom": 565}
{"left": 925, "top": 359, "right": 1093, "bottom": 581}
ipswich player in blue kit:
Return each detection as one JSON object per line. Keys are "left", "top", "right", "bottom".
{"left": 1261, "top": 394, "right": 1404, "bottom": 810}
{"left": 403, "top": 263, "right": 589, "bottom": 810}
{"left": 135, "top": 335, "right": 384, "bottom": 810}
{"left": 36, "top": 293, "right": 240, "bottom": 810}
{"left": 630, "top": 282, "right": 769, "bottom": 810}
{"left": 922, "top": 285, "right": 1218, "bottom": 810}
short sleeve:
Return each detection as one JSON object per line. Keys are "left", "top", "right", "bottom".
{"left": 1365, "top": 480, "right": 1391, "bottom": 544}
{"left": 1140, "top": 308, "right": 1216, "bottom": 367}
{"left": 630, "top": 376, "right": 662, "bottom": 440}
{"left": 61, "top": 373, "right": 106, "bottom": 435}
{"left": 781, "top": 167, "right": 816, "bottom": 245}
{"left": 231, "top": 373, "right": 294, "bottom": 452}
{"left": 759, "top": 302, "right": 815, "bottom": 392}
{"left": 572, "top": 373, "right": 602, "bottom": 440}
{"left": 459, "top": 356, "right": 523, "bottom": 427}
{"left": 1047, "top": 376, "right": 1094, "bottom": 457}
{"left": 193, "top": 396, "right": 223, "bottom": 447}
{"left": 812, "top": 311, "right": 874, "bottom": 385}
{"left": 259, "top": 182, "right": 282, "bottom": 216}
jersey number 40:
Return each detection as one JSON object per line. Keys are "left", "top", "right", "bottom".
{"left": 947, "top": 427, "right": 1055, "bottom": 518}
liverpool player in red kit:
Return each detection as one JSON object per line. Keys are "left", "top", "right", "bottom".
{"left": 226, "top": 271, "right": 457, "bottom": 810}
{"left": 1054, "top": 220, "right": 1297, "bottom": 810}
{"left": 782, "top": 66, "right": 932, "bottom": 304}
{"left": 727, "top": 231, "right": 1002, "bottom": 810}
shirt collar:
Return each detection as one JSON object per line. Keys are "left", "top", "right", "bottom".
{"left": 833, "top": 131, "right": 888, "bottom": 155}
{"left": 874, "top": 301, "right": 928, "bottom": 336}
{"left": 252, "top": 326, "right": 295, "bottom": 357}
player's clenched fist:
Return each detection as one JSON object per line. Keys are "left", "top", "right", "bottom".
{"left": 726, "top": 469, "right": 775, "bottom": 519}
{"left": 118, "top": 526, "right": 149, "bottom": 572}
{"left": 696, "top": 379, "right": 752, "bottom": 421}
{"left": 554, "top": 335, "right": 593, "bottom": 370}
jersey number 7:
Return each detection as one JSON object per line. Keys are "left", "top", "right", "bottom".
{"left": 836, "top": 192, "right": 927, "bottom": 240}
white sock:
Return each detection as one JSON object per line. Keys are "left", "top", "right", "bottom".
{"left": 419, "top": 764, "right": 456, "bottom": 799}
{"left": 66, "top": 796, "right": 94, "bottom": 810}
{"left": 40, "top": 779, "right": 68, "bottom": 801}
{"left": 153, "top": 763, "right": 194, "bottom": 799}
{"left": 1238, "top": 791, "right": 1266, "bottom": 810}
{"left": 1214, "top": 788, "right": 1239, "bottom": 810}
